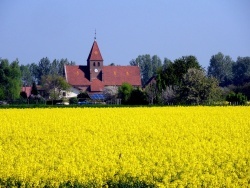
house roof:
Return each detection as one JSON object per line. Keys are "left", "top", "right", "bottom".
{"left": 87, "top": 40, "right": 103, "bottom": 61}
{"left": 21, "top": 86, "right": 32, "bottom": 97}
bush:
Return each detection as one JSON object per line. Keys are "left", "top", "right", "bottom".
{"left": 128, "top": 88, "right": 147, "bottom": 105}
{"left": 69, "top": 97, "right": 78, "bottom": 104}
{"left": 226, "top": 92, "right": 247, "bottom": 105}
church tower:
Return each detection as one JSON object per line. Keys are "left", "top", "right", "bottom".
{"left": 87, "top": 39, "right": 103, "bottom": 81}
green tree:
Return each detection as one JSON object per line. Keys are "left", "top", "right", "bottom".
{"left": 118, "top": 82, "right": 133, "bottom": 104}
{"left": 0, "top": 59, "right": 21, "bottom": 101}
{"left": 41, "top": 75, "right": 70, "bottom": 100}
{"left": 31, "top": 82, "right": 38, "bottom": 96}
{"left": 233, "top": 56, "right": 250, "bottom": 85}
{"left": 20, "top": 64, "right": 33, "bottom": 86}
{"left": 226, "top": 92, "right": 247, "bottom": 105}
{"left": 151, "top": 55, "right": 162, "bottom": 75}
{"left": 128, "top": 88, "right": 147, "bottom": 105}
{"left": 178, "top": 68, "right": 221, "bottom": 105}
{"left": 208, "top": 52, "right": 234, "bottom": 87}
{"left": 162, "top": 58, "right": 172, "bottom": 70}
{"left": 37, "top": 57, "right": 51, "bottom": 84}
{"left": 29, "top": 63, "right": 39, "bottom": 83}
{"left": 130, "top": 54, "right": 162, "bottom": 86}
{"left": 157, "top": 55, "right": 201, "bottom": 91}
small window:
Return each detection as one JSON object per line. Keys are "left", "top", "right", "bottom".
{"left": 98, "top": 62, "right": 100, "bottom": 66}
{"left": 93, "top": 62, "right": 96, "bottom": 66}
{"left": 63, "top": 92, "right": 66, "bottom": 97}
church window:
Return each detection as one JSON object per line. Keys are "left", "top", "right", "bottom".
{"left": 93, "top": 62, "right": 96, "bottom": 66}
{"left": 98, "top": 62, "right": 100, "bottom": 66}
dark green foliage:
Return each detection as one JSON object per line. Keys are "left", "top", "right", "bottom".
{"left": 31, "top": 82, "right": 38, "bottom": 96}
{"left": 157, "top": 56, "right": 201, "bottom": 90}
{"left": 20, "top": 91, "right": 27, "bottom": 99}
{"left": 226, "top": 92, "right": 247, "bottom": 105}
{"left": 118, "top": 83, "right": 133, "bottom": 104}
{"left": 208, "top": 52, "right": 234, "bottom": 87}
{"left": 128, "top": 88, "right": 147, "bottom": 105}
{"left": 0, "top": 59, "right": 21, "bottom": 101}
{"left": 233, "top": 57, "right": 250, "bottom": 86}
{"left": 69, "top": 97, "right": 78, "bottom": 104}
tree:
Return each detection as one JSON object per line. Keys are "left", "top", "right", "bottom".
{"left": 31, "top": 82, "right": 38, "bottom": 96}
{"left": 151, "top": 55, "right": 162, "bottom": 75}
{"left": 118, "top": 82, "right": 133, "bottom": 104}
{"left": 162, "top": 58, "right": 172, "bottom": 70}
{"left": 232, "top": 56, "right": 250, "bottom": 85}
{"left": 41, "top": 75, "right": 70, "bottom": 100}
{"left": 37, "top": 57, "right": 51, "bottom": 84}
{"left": 20, "top": 64, "right": 33, "bottom": 86}
{"left": 157, "top": 55, "right": 201, "bottom": 91}
{"left": 226, "top": 92, "right": 247, "bottom": 105}
{"left": 130, "top": 54, "right": 162, "bottom": 86}
{"left": 178, "top": 68, "right": 221, "bottom": 105}
{"left": 103, "top": 86, "right": 118, "bottom": 101}
{"left": 0, "top": 59, "right": 21, "bottom": 101}
{"left": 144, "top": 80, "right": 158, "bottom": 104}
{"left": 51, "top": 59, "right": 60, "bottom": 76}
{"left": 208, "top": 52, "right": 234, "bottom": 87}
{"left": 128, "top": 88, "right": 147, "bottom": 105}
{"left": 29, "top": 63, "right": 39, "bottom": 83}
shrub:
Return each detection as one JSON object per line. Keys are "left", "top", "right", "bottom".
{"left": 226, "top": 92, "right": 247, "bottom": 105}
{"left": 69, "top": 97, "right": 78, "bottom": 104}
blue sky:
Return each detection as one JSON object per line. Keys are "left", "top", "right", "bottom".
{"left": 0, "top": 0, "right": 249, "bottom": 68}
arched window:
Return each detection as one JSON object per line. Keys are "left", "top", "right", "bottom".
{"left": 98, "top": 62, "right": 100, "bottom": 66}
{"left": 93, "top": 62, "right": 96, "bottom": 66}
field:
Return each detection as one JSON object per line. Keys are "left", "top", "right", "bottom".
{"left": 0, "top": 107, "right": 249, "bottom": 187}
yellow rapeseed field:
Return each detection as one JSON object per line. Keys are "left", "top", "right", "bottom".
{"left": 0, "top": 107, "right": 249, "bottom": 187}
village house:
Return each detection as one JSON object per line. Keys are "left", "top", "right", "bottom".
{"left": 64, "top": 39, "right": 141, "bottom": 99}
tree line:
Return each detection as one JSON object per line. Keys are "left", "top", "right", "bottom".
{"left": 125, "top": 52, "right": 250, "bottom": 105}
{"left": 0, "top": 57, "right": 74, "bottom": 102}
{"left": 1, "top": 52, "right": 250, "bottom": 105}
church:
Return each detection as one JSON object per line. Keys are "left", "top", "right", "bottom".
{"left": 64, "top": 39, "right": 141, "bottom": 98}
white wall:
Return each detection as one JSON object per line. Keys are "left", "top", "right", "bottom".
{"left": 65, "top": 87, "right": 80, "bottom": 98}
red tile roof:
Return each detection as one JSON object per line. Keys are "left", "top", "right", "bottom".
{"left": 87, "top": 41, "right": 103, "bottom": 61}
{"left": 65, "top": 65, "right": 141, "bottom": 91}
{"left": 90, "top": 79, "right": 104, "bottom": 92}
{"left": 21, "top": 86, "right": 32, "bottom": 97}
{"left": 65, "top": 65, "right": 90, "bottom": 86}
{"left": 102, "top": 66, "right": 141, "bottom": 86}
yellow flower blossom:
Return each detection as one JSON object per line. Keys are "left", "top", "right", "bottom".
{"left": 0, "top": 107, "right": 249, "bottom": 187}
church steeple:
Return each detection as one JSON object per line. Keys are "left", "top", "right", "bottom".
{"left": 87, "top": 40, "right": 103, "bottom": 62}
{"left": 87, "top": 40, "right": 104, "bottom": 81}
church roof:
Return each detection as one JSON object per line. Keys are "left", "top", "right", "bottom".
{"left": 65, "top": 65, "right": 141, "bottom": 91}
{"left": 65, "top": 65, "right": 90, "bottom": 86}
{"left": 87, "top": 40, "right": 103, "bottom": 61}
{"left": 102, "top": 66, "right": 141, "bottom": 86}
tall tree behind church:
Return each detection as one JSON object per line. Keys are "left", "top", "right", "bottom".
{"left": 207, "top": 52, "right": 234, "bottom": 87}
{"left": 130, "top": 54, "right": 162, "bottom": 85}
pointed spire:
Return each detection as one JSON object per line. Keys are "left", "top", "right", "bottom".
{"left": 87, "top": 40, "right": 103, "bottom": 61}
{"left": 94, "top": 29, "right": 96, "bottom": 41}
